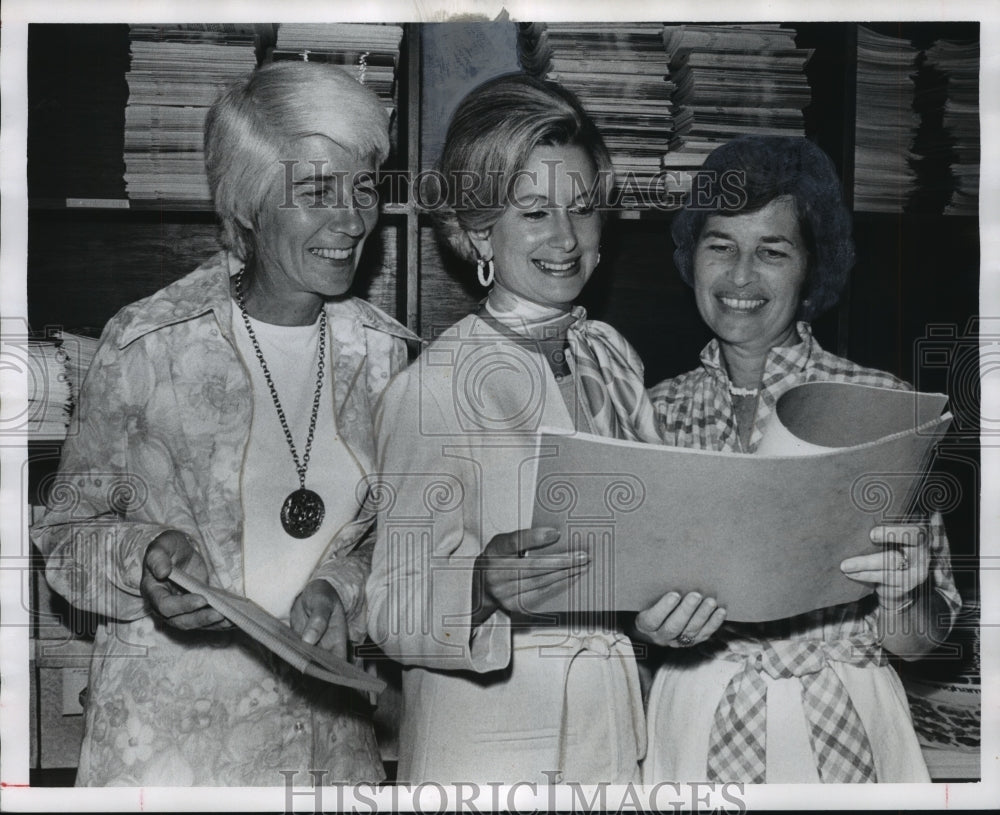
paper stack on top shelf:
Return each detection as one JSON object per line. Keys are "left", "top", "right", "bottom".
{"left": 518, "top": 22, "right": 674, "bottom": 209}
{"left": 124, "top": 25, "right": 259, "bottom": 204}
{"left": 271, "top": 23, "right": 405, "bottom": 123}
{"left": 853, "top": 25, "right": 921, "bottom": 213}
{"left": 662, "top": 24, "right": 813, "bottom": 178}
{"left": 922, "top": 38, "right": 980, "bottom": 216}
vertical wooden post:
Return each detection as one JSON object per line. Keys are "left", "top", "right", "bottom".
{"left": 838, "top": 23, "right": 859, "bottom": 359}
{"left": 404, "top": 23, "right": 422, "bottom": 335}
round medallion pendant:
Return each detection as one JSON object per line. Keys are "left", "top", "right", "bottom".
{"left": 280, "top": 488, "right": 325, "bottom": 538}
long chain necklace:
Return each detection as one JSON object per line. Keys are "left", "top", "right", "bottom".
{"left": 236, "top": 268, "right": 327, "bottom": 538}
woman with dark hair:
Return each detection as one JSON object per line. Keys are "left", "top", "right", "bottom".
{"left": 32, "top": 61, "right": 417, "bottom": 785}
{"left": 366, "top": 73, "right": 723, "bottom": 784}
{"left": 640, "top": 135, "right": 960, "bottom": 783}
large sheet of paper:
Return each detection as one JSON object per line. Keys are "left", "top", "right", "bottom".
{"left": 523, "top": 381, "right": 951, "bottom": 621}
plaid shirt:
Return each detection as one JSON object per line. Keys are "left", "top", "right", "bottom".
{"left": 648, "top": 321, "right": 960, "bottom": 645}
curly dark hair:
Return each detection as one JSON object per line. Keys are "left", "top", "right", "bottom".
{"left": 671, "top": 135, "right": 854, "bottom": 321}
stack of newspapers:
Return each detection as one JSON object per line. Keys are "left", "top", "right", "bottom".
{"left": 855, "top": 26, "right": 979, "bottom": 216}
{"left": 922, "top": 37, "right": 979, "bottom": 216}
{"left": 518, "top": 22, "right": 674, "bottom": 209}
{"left": 26, "top": 331, "right": 99, "bottom": 441}
{"left": 662, "top": 24, "right": 813, "bottom": 173}
{"left": 271, "top": 23, "right": 405, "bottom": 121}
{"left": 853, "top": 25, "right": 921, "bottom": 213}
{"left": 123, "top": 24, "right": 260, "bottom": 204}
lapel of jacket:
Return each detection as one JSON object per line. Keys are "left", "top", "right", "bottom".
{"left": 327, "top": 297, "right": 421, "bottom": 480}
{"left": 327, "top": 299, "right": 376, "bottom": 479}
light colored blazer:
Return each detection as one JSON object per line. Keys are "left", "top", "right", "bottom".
{"left": 368, "top": 313, "right": 646, "bottom": 784}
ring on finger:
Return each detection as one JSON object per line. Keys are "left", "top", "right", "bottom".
{"left": 896, "top": 551, "right": 910, "bottom": 571}
{"left": 675, "top": 633, "right": 694, "bottom": 647}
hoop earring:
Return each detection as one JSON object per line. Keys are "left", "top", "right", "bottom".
{"left": 477, "top": 257, "right": 495, "bottom": 287}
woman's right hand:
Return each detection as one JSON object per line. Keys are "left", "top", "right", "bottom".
{"left": 471, "top": 527, "right": 588, "bottom": 625}
{"left": 140, "top": 530, "right": 230, "bottom": 630}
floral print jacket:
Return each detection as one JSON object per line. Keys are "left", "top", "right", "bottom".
{"left": 31, "top": 251, "right": 418, "bottom": 786}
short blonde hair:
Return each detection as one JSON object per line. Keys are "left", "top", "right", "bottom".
{"left": 204, "top": 61, "right": 390, "bottom": 260}
{"left": 429, "top": 73, "right": 614, "bottom": 264}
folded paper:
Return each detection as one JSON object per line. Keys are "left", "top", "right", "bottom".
{"left": 522, "top": 382, "right": 951, "bottom": 621}
{"left": 169, "top": 569, "right": 385, "bottom": 694}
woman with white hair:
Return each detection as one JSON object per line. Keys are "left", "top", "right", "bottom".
{"left": 32, "top": 60, "right": 417, "bottom": 786}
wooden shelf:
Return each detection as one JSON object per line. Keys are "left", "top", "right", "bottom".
{"left": 30, "top": 197, "right": 212, "bottom": 212}
{"left": 30, "top": 199, "right": 416, "bottom": 216}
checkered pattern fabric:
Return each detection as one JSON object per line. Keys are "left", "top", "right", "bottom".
{"left": 477, "top": 303, "right": 662, "bottom": 443}
{"left": 650, "top": 323, "right": 963, "bottom": 781}
{"left": 706, "top": 638, "right": 887, "bottom": 783}
{"left": 650, "top": 322, "right": 905, "bottom": 453}
{"left": 649, "top": 322, "right": 961, "bottom": 635}
{"left": 571, "top": 318, "right": 661, "bottom": 443}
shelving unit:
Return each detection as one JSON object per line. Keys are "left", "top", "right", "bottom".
{"left": 27, "top": 23, "right": 419, "bottom": 335}
{"left": 23, "top": 20, "right": 980, "bottom": 783}
{"left": 24, "top": 21, "right": 423, "bottom": 782}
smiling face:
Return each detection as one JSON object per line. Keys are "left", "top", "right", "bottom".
{"left": 469, "top": 144, "right": 602, "bottom": 309}
{"left": 693, "top": 195, "right": 809, "bottom": 359}
{"left": 244, "top": 134, "right": 379, "bottom": 323}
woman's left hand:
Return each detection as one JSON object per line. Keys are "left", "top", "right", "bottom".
{"left": 290, "top": 579, "right": 348, "bottom": 657}
{"left": 633, "top": 590, "right": 726, "bottom": 648}
{"left": 840, "top": 512, "right": 939, "bottom": 606}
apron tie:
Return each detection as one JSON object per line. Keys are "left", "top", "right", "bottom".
{"left": 706, "top": 637, "right": 886, "bottom": 783}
